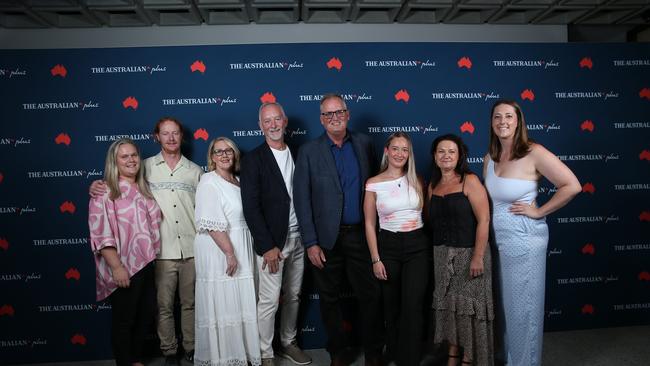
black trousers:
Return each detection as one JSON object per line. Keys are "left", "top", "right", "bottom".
{"left": 378, "top": 228, "right": 430, "bottom": 366}
{"left": 311, "top": 225, "right": 383, "bottom": 359}
{"left": 109, "top": 263, "right": 156, "bottom": 366}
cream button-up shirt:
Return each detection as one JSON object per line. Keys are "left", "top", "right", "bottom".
{"left": 145, "top": 152, "right": 203, "bottom": 260}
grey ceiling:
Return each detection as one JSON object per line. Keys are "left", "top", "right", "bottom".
{"left": 1, "top": 0, "right": 648, "bottom": 28}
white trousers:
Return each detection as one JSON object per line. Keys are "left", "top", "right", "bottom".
{"left": 255, "top": 232, "right": 305, "bottom": 359}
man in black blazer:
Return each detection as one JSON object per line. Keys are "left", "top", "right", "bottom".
{"left": 240, "top": 102, "right": 312, "bottom": 366}
{"left": 294, "top": 94, "right": 382, "bottom": 366}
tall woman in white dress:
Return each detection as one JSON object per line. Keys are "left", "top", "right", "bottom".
{"left": 194, "top": 137, "right": 261, "bottom": 366}
{"left": 483, "top": 100, "right": 581, "bottom": 366}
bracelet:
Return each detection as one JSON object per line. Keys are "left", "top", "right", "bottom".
{"left": 371, "top": 258, "right": 381, "bottom": 264}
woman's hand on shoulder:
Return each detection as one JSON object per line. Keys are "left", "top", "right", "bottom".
{"left": 89, "top": 180, "right": 107, "bottom": 198}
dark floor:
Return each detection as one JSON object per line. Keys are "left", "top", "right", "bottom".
{"left": 9, "top": 325, "right": 650, "bottom": 366}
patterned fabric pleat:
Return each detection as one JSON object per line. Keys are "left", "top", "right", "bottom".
{"left": 433, "top": 246, "right": 494, "bottom": 366}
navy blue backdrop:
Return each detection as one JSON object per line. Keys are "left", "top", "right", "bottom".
{"left": 0, "top": 42, "right": 649, "bottom": 364}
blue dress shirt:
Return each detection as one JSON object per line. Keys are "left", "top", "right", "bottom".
{"left": 328, "top": 134, "right": 362, "bottom": 225}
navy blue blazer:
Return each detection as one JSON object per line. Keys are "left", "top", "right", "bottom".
{"left": 293, "top": 131, "right": 377, "bottom": 250}
{"left": 240, "top": 142, "right": 296, "bottom": 256}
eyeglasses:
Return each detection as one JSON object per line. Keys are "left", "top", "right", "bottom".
{"left": 320, "top": 109, "right": 347, "bottom": 121}
{"left": 212, "top": 148, "right": 234, "bottom": 156}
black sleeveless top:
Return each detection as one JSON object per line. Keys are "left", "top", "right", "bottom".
{"left": 428, "top": 182, "right": 477, "bottom": 248}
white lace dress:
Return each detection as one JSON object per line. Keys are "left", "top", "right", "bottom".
{"left": 193, "top": 172, "right": 261, "bottom": 366}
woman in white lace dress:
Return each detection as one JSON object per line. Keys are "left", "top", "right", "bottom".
{"left": 193, "top": 137, "right": 261, "bottom": 366}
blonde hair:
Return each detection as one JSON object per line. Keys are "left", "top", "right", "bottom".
{"left": 206, "top": 137, "right": 241, "bottom": 173}
{"left": 103, "top": 138, "right": 153, "bottom": 201}
{"left": 379, "top": 132, "right": 424, "bottom": 209}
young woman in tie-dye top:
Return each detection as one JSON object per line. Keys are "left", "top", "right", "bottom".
{"left": 363, "top": 132, "right": 429, "bottom": 366}
{"left": 88, "top": 138, "right": 161, "bottom": 366}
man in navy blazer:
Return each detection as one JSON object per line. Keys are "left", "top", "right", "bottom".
{"left": 240, "top": 102, "right": 312, "bottom": 366}
{"left": 294, "top": 94, "right": 382, "bottom": 366}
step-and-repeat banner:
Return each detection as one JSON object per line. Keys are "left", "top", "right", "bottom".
{"left": 0, "top": 42, "right": 648, "bottom": 364}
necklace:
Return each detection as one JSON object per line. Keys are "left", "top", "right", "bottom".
{"left": 391, "top": 175, "right": 404, "bottom": 187}
{"left": 217, "top": 172, "right": 237, "bottom": 185}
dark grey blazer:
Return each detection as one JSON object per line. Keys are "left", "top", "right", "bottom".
{"left": 240, "top": 142, "right": 296, "bottom": 256}
{"left": 293, "top": 131, "right": 377, "bottom": 250}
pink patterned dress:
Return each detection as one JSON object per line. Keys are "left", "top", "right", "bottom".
{"left": 88, "top": 180, "right": 162, "bottom": 301}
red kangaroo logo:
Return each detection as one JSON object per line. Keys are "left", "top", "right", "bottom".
{"left": 581, "top": 243, "right": 595, "bottom": 255}
{"left": 0, "top": 238, "right": 8, "bottom": 251}
{"left": 260, "top": 92, "right": 277, "bottom": 103}
{"left": 190, "top": 60, "right": 206, "bottom": 73}
{"left": 394, "top": 89, "right": 410, "bottom": 103}
{"left": 639, "top": 88, "right": 650, "bottom": 100}
{"left": 60, "top": 201, "right": 76, "bottom": 214}
{"left": 55, "top": 133, "right": 71, "bottom": 146}
{"left": 582, "top": 183, "right": 596, "bottom": 194}
{"left": 638, "top": 271, "right": 650, "bottom": 281}
{"left": 457, "top": 57, "right": 472, "bottom": 69}
{"left": 639, "top": 211, "right": 650, "bottom": 222}
{"left": 640, "top": 150, "right": 650, "bottom": 161}
{"left": 520, "top": 89, "right": 535, "bottom": 101}
{"left": 65, "top": 268, "right": 81, "bottom": 281}
{"left": 581, "top": 304, "right": 595, "bottom": 315}
{"left": 51, "top": 64, "right": 67, "bottom": 77}
{"left": 580, "top": 120, "right": 595, "bottom": 132}
{"left": 0, "top": 172, "right": 3, "bottom": 184}
{"left": 0, "top": 304, "right": 15, "bottom": 316}
{"left": 326, "top": 57, "right": 343, "bottom": 71}
{"left": 459, "top": 121, "right": 475, "bottom": 134}
{"left": 70, "top": 334, "right": 87, "bottom": 345}
{"left": 194, "top": 128, "right": 209, "bottom": 141}
{"left": 579, "top": 57, "right": 593, "bottom": 69}
{"left": 122, "top": 96, "right": 138, "bottom": 110}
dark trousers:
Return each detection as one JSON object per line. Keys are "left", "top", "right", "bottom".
{"left": 311, "top": 225, "right": 382, "bottom": 360}
{"left": 109, "top": 263, "right": 156, "bottom": 366}
{"left": 379, "top": 228, "right": 430, "bottom": 366}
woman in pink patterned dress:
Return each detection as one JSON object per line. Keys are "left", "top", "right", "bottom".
{"left": 363, "top": 132, "right": 429, "bottom": 365}
{"left": 88, "top": 138, "right": 161, "bottom": 366}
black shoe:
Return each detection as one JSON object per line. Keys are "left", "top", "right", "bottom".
{"left": 184, "top": 350, "right": 194, "bottom": 363}
{"left": 165, "top": 355, "right": 180, "bottom": 366}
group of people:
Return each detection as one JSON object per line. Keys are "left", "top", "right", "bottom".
{"left": 88, "top": 94, "right": 582, "bottom": 366}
